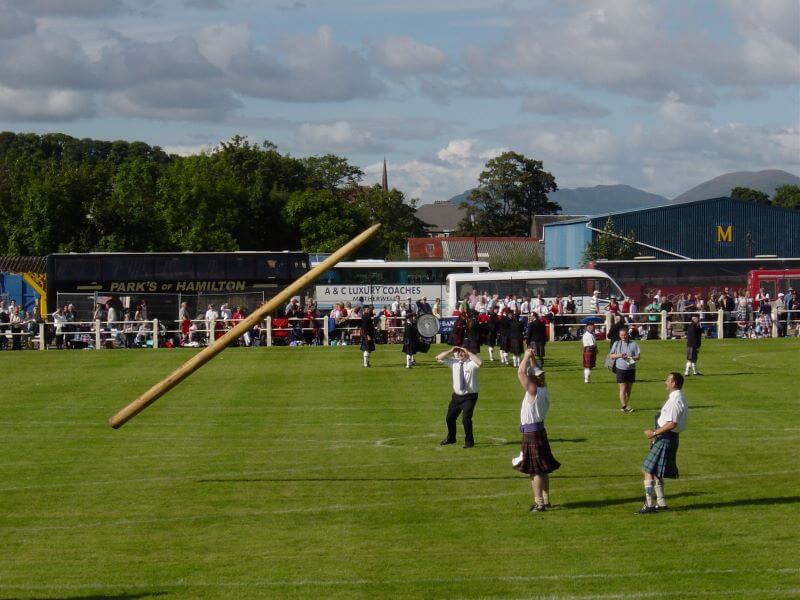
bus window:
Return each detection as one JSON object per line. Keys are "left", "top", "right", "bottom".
{"left": 154, "top": 255, "right": 194, "bottom": 280}
{"left": 257, "top": 258, "right": 287, "bottom": 280}
{"left": 103, "top": 256, "right": 153, "bottom": 281}
{"left": 54, "top": 257, "right": 102, "bottom": 281}
{"left": 226, "top": 255, "right": 255, "bottom": 280}
{"left": 288, "top": 258, "right": 308, "bottom": 278}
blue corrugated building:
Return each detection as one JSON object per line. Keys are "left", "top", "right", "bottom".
{"left": 544, "top": 197, "right": 800, "bottom": 268}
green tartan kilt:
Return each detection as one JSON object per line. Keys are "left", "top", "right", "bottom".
{"left": 641, "top": 434, "right": 680, "bottom": 479}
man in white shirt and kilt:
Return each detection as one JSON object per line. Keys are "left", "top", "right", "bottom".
{"left": 513, "top": 348, "right": 560, "bottom": 512}
{"left": 582, "top": 322, "right": 597, "bottom": 383}
{"left": 637, "top": 372, "right": 688, "bottom": 514}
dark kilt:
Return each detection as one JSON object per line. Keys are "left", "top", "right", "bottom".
{"left": 360, "top": 338, "right": 375, "bottom": 352}
{"left": 616, "top": 367, "right": 636, "bottom": 384}
{"left": 508, "top": 337, "right": 523, "bottom": 354}
{"left": 686, "top": 346, "right": 699, "bottom": 361}
{"left": 582, "top": 346, "right": 597, "bottom": 368}
{"left": 487, "top": 330, "right": 499, "bottom": 346}
{"left": 642, "top": 434, "right": 680, "bottom": 479}
{"left": 402, "top": 338, "right": 417, "bottom": 355}
{"left": 513, "top": 429, "right": 561, "bottom": 475}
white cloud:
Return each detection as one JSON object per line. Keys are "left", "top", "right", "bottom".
{"left": 295, "top": 121, "right": 385, "bottom": 153}
{"left": 9, "top": 0, "right": 129, "bottom": 17}
{"left": 521, "top": 89, "right": 610, "bottom": 118}
{"left": 193, "top": 22, "right": 250, "bottom": 70}
{"left": 228, "top": 26, "right": 383, "bottom": 102}
{"left": 0, "top": 86, "right": 94, "bottom": 120}
{"left": 373, "top": 35, "right": 447, "bottom": 74}
{"left": 106, "top": 80, "right": 240, "bottom": 121}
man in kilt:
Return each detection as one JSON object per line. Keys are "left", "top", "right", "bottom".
{"left": 582, "top": 322, "right": 597, "bottom": 383}
{"left": 402, "top": 313, "right": 418, "bottom": 369}
{"left": 684, "top": 315, "right": 702, "bottom": 376}
{"left": 360, "top": 305, "right": 376, "bottom": 368}
{"left": 513, "top": 348, "right": 560, "bottom": 512}
{"left": 637, "top": 372, "right": 688, "bottom": 514}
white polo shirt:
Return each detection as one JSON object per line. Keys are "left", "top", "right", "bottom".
{"left": 658, "top": 389, "right": 688, "bottom": 432}
{"left": 582, "top": 330, "right": 596, "bottom": 347}
{"left": 442, "top": 357, "right": 479, "bottom": 395}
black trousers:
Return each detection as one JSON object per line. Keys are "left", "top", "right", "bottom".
{"left": 445, "top": 392, "right": 479, "bottom": 444}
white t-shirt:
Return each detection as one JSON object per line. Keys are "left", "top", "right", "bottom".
{"left": 205, "top": 309, "right": 219, "bottom": 321}
{"left": 442, "top": 357, "right": 479, "bottom": 395}
{"left": 107, "top": 307, "right": 117, "bottom": 325}
{"left": 521, "top": 387, "right": 549, "bottom": 424}
{"left": 582, "top": 330, "right": 596, "bottom": 347}
{"left": 658, "top": 389, "right": 688, "bottom": 432}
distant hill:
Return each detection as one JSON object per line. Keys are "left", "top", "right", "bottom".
{"left": 672, "top": 169, "right": 800, "bottom": 204}
{"left": 447, "top": 184, "right": 668, "bottom": 215}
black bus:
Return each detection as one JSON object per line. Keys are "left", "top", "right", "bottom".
{"left": 46, "top": 252, "right": 310, "bottom": 322}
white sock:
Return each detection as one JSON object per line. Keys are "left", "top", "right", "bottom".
{"left": 501, "top": 351, "right": 507, "bottom": 364}
{"left": 643, "top": 480, "right": 655, "bottom": 507}
{"left": 685, "top": 361, "right": 691, "bottom": 374}
{"left": 654, "top": 480, "right": 666, "bottom": 507}
{"left": 542, "top": 490, "right": 550, "bottom": 505}
{"left": 363, "top": 351, "right": 370, "bottom": 366}
{"left": 488, "top": 347, "right": 494, "bottom": 360}
{"left": 692, "top": 362, "right": 698, "bottom": 374}
{"left": 583, "top": 368, "right": 591, "bottom": 382}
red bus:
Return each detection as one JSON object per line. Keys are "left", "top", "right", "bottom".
{"left": 747, "top": 269, "right": 800, "bottom": 307}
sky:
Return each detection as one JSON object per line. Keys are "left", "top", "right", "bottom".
{"left": 0, "top": 0, "right": 797, "bottom": 202}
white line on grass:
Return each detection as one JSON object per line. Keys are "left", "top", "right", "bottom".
{"left": 3, "top": 470, "right": 799, "bottom": 532}
{"left": 0, "top": 568, "right": 797, "bottom": 591}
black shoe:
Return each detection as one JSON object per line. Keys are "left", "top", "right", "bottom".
{"left": 655, "top": 504, "right": 669, "bottom": 511}
{"left": 621, "top": 406, "right": 634, "bottom": 413}
{"left": 440, "top": 438, "right": 456, "bottom": 446}
{"left": 462, "top": 441, "right": 474, "bottom": 448}
{"left": 635, "top": 504, "right": 657, "bottom": 515}
{"left": 530, "top": 504, "right": 546, "bottom": 512}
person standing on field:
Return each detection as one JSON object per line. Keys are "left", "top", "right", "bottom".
{"left": 582, "top": 322, "right": 597, "bottom": 383}
{"left": 609, "top": 326, "right": 640, "bottom": 413}
{"left": 684, "top": 315, "right": 703, "bottom": 376}
{"left": 437, "top": 345, "right": 483, "bottom": 448}
{"left": 513, "top": 348, "right": 560, "bottom": 512}
{"left": 360, "top": 305, "right": 376, "bottom": 367}
{"left": 637, "top": 372, "right": 688, "bottom": 514}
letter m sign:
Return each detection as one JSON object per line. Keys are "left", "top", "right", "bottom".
{"left": 716, "top": 224, "right": 733, "bottom": 244}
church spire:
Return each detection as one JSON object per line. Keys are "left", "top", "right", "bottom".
{"left": 381, "top": 157, "right": 388, "bottom": 192}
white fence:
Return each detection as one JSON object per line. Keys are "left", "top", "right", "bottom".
{"left": 2, "top": 306, "right": 798, "bottom": 351}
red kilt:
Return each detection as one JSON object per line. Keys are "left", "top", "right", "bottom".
{"left": 513, "top": 429, "right": 561, "bottom": 475}
{"left": 582, "top": 346, "right": 597, "bottom": 368}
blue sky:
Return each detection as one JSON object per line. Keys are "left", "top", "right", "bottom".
{"left": 0, "top": 0, "right": 797, "bottom": 202}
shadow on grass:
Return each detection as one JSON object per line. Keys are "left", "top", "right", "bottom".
{"left": 500, "top": 438, "right": 587, "bottom": 445}
{"left": 560, "top": 491, "right": 703, "bottom": 509}
{"left": 2, "top": 593, "right": 167, "bottom": 600}
{"left": 676, "top": 496, "right": 800, "bottom": 511}
{"left": 198, "top": 476, "right": 525, "bottom": 483}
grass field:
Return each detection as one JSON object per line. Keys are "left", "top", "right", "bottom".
{"left": 1, "top": 339, "right": 799, "bottom": 599}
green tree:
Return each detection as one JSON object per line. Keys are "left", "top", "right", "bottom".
{"left": 352, "top": 186, "right": 429, "bottom": 258}
{"left": 283, "top": 189, "right": 367, "bottom": 252}
{"left": 489, "top": 245, "right": 544, "bottom": 271}
{"left": 302, "top": 154, "right": 364, "bottom": 191}
{"left": 731, "top": 187, "right": 770, "bottom": 204}
{"left": 457, "top": 151, "right": 559, "bottom": 237}
{"left": 582, "top": 216, "right": 638, "bottom": 263}
{"left": 86, "top": 159, "right": 164, "bottom": 251}
{"left": 156, "top": 154, "right": 241, "bottom": 251}
{"left": 772, "top": 184, "right": 800, "bottom": 210}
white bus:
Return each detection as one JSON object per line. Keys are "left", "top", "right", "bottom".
{"left": 314, "top": 260, "right": 490, "bottom": 310}
{"left": 445, "top": 269, "right": 625, "bottom": 314}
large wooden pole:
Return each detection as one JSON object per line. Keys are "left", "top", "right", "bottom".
{"left": 109, "top": 223, "right": 381, "bottom": 429}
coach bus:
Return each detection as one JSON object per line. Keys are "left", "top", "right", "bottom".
{"left": 747, "top": 268, "right": 800, "bottom": 305}
{"left": 445, "top": 269, "right": 624, "bottom": 314}
{"left": 593, "top": 258, "right": 800, "bottom": 304}
{"left": 314, "top": 260, "right": 490, "bottom": 310}
{"left": 46, "top": 251, "right": 310, "bottom": 321}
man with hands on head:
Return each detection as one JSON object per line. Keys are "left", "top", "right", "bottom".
{"left": 436, "top": 345, "right": 483, "bottom": 449}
